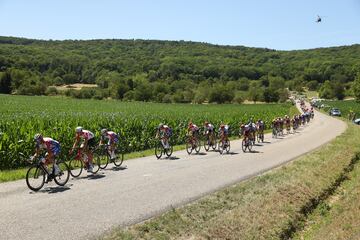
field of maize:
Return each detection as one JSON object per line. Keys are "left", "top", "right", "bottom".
{"left": 0, "top": 94, "right": 294, "bottom": 170}
{"left": 323, "top": 100, "right": 360, "bottom": 118}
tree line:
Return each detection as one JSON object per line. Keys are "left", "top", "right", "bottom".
{"left": 0, "top": 36, "right": 359, "bottom": 103}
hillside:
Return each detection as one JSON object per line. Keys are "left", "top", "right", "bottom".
{"left": 0, "top": 36, "right": 359, "bottom": 103}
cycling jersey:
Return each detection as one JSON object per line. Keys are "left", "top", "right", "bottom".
{"left": 257, "top": 121, "right": 264, "bottom": 131}
{"left": 205, "top": 124, "right": 214, "bottom": 132}
{"left": 159, "top": 125, "right": 172, "bottom": 137}
{"left": 77, "top": 130, "right": 94, "bottom": 140}
{"left": 219, "top": 125, "right": 229, "bottom": 135}
{"left": 37, "top": 137, "right": 61, "bottom": 155}
{"left": 189, "top": 125, "right": 199, "bottom": 132}
{"left": 102, "top": 131, "right": 119, "bottom": 144}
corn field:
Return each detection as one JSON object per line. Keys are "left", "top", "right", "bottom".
{"left": 0, "top": 94, "right": 293, "bottom": 170}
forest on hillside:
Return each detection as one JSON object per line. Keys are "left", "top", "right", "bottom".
{"left": 0, "top": 36, "right": 359, "bottom": 103}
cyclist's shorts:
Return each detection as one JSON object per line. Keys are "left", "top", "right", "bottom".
{"left": 166, "top": 128, "right": 172, "bottom": 137}
{"left": 88, "top": 138, "right": 96, "bottom": 149}
{"left": 50, "top": 143, "right": 61, "bottom": 156}
{"left": 110, "top": 137, "right": 119, "bottom": 144}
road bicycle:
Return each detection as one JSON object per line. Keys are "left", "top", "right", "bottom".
{"left": 98, "top": 144, "right": 124, "bottom": 169}
{"left": 186, "top": 134, "right": 201, "bottom": 155}
{"left": 24, "top": 154, "right": 70, "bottom": 191}
{"left": 257, "top": 130, "right": 264, "bottom": 143}
{"left": 155, "top": 138, "right": 173, "bottom": 159}
{"left": 272, "top": 127, "right": 278, "bottom": 138}
{"left": 242, "top": 137, "right": 253, "bottom": 152}
{"left": 68, "top": 147, "right": 101, "bottom": 177}
{"left": 218, "top": 138, "right": 230, "bottom": 154}
{"left": 203, "top": 132, "right": 217, "bottom": 151}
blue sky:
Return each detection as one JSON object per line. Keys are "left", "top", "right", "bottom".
{"left": 0, "top": 0, "right": 359, "bottom": 50}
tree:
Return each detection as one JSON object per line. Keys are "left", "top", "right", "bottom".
{"left": 0, "top": 71, "right": 12, "bottom": 93}
{"left": 319, "top": 80, "right": 334, "bottom": 99}
{"left": 352, "top": 73, "right": 360, "bottom": 101}
{"left": 263, "top": 88, "right": 279, "bottom": 102}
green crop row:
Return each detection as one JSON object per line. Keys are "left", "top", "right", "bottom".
{"left": 0, "top": 94, "right": 294, "bottom": 170}
{"left": 322, "top": 100, "right": 360, "bottom": 118}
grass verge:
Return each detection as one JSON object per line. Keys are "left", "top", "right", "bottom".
{"left": 102, "top": 122, "right": 360, "bottom": 240}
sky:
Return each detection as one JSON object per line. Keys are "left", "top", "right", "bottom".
{"left": 0, "top": 0, "right": 359, "bottom": 50}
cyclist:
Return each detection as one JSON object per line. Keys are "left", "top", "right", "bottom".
{"left": 256, "top": 119, "right": 265, "bottom": 136}
{"left": 156, "top": 123, "right": 172, "bottom": 149}
{"left": 240, "top": 124, "right": 251, "bottom": 142}
{"left": 100, "top": 129, "right": 119, "bottom": 160}
{"left": 291, "top": 117, "right": 297, "bottom": 131}
{"left": 248, "top": 119, "right": 257, "bottom": 142}
{"left": 204, "top": 121, "right": 215, "bottom": 145}
{"left": 188, "top": 122, "right": 200, "bottom": 142}
{"left": 284, "top": 115, "right": 291, "bottom": 132}
{"left": 32, "top": 134, "right": 61, "bottom": 180}
{"left": 278, "top": 117, "right": 284, "bottom": 135}
{"left": 70, "top": 127, "right": 95, "bottom": 172}
{"left": 219, "top": 124, "right": 230, "bottom": 144}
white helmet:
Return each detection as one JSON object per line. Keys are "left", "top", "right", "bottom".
{"left": 75, "top": 126, "right": 83, "bottom": 133}
{"left": 33, "top": 133, "right": 43, "bottom": 142}
{"left": 101, "top": 128, "right": 107, "bottom": 136}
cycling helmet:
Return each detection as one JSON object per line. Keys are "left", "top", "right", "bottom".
{"left": 240, "top": 124, "right": 245, "bottom": 128}
{"left": 101, "top": 128, "right": 107, "bottom": 136}
{"left": 204, "top": 121, "right": 209, "bottom": 126}
{"left": 220, "top": 124, "right": 225, "bottom": 129}
{"left": 75, "top": 126, "right": 83, "bottom": 133}
{"left": 188, "top": 122, "right": 193, "bottom": 127}
{"left": 33, "top": 133, "right": 43, "bottom": 142}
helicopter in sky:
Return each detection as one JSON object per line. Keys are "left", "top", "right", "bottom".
{"left": 316, "top": 15, "right": 322, "bottom": 23}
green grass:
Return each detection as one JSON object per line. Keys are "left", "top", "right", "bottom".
{"left": 323, "top": 100, "right": 360, "bottom": 119}
{"left": 102, "top": 122, "right": 360, "bottom": 240}
{"left": 0, "top": 94, "right": 295, "bottom": 170}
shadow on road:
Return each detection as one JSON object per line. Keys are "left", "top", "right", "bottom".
{"left": 194, "top": 152, "right": 207, "bottom": 156}
{"left": 87, "top": 174, "right": 106, "bottom": 180}
{"left": 157, "top": 156, "right": 181, "bottom": 161}
{"left": 111, "top": 166, "right": 128, "bottom": 171}
{"left": 248, "top": 150, "right": 263, "bottom": 154}
{"left": 30, "top": 185, "right": 72, "bottom": 194}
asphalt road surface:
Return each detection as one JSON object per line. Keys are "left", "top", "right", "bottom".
{"left": 0, "top": 107, "right": 346, "bottom": 240}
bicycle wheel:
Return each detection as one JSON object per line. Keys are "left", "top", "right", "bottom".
{"left": 204, "top": 138, "right": 210, "bottom": 152}
{"left": 225, "top": 140, "right": 231, "bottom": 153}
{"left": 26, "top": 165, "right": 45, "bottom": 191}
{"left": 211, "top": 138, "right": 217, "bottom": 150}
{"left": 69, "top": 158, "right": 83, "bottom": 177}
{"left": 165, "top": 145, "right": 173, "bottom": 157}
{"left": 241, "top": 140, "right": 247, "bottom": 152}
{"left": 248, "top": 140, "right": 253, "bottom": 152}
{"left": 99, "top": 150, "right": 109, "bottom": 170}
{"left": 91, "top": 152, "right": 101, "bottom": 174}
{"left": 218, "top": 141, "right": 224, "bottom": 154}
{"left": 195, "top": 139, "right": 201, "bottom": 153}
{"left": 54, "top": 162, "right": 70, "bottom": 186}
{"left": 155, "top": 142, "right": 163, "bottom": 159}
{"left": 186, "top": 140, "right": 193, "bottom": 155}
{"left": 113, "top": 149, "right": 124, "bottom": 167}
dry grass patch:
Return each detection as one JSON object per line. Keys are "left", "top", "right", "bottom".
{"left": 102, "top": 124, "right": 360, "bottom": 240}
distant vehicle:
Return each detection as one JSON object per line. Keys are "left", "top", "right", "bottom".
{"left": 316, "top": 15, "right": 322, "bottom": 23}
{"left": 354, "top": 119, "right": 360, "bottom": 125}
{"left": 329, "top": 108, "right": 341, "bottom": 116}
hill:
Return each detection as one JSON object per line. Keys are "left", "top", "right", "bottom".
{"left": 0, "top": 36, "right": 359, "bottom": 103}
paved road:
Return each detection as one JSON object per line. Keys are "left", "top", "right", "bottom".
{"left": 0, "top": 107, "right": 346, "bottom": 240}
